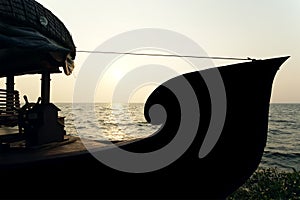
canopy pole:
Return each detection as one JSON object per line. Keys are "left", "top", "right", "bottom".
{"left": 6, "top": 75, "right": 15, "bottom": 113}
{"left": 41, "top": 71, "right": 51, "bottom": 104}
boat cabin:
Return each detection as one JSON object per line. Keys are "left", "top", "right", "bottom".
{"left": 0, "top": 71, "right": 66, "bottom": 148}
{"left": 0, "top": 0, "right": 76, "bottom": 149}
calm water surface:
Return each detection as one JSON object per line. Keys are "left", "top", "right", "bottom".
{"left": 57, "top": 103, "right": 300, "bottom": 172}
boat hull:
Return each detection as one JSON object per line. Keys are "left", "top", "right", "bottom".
{"left": 0, "top": 57, "right": 289, "bottom": 199}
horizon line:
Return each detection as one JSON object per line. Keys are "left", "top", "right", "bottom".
{"left": 49, "top": 102, "right": 300, "bottom": 104}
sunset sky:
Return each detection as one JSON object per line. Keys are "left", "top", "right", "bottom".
{"left": 12, "top": 0, "right": 300, "bottom": 103}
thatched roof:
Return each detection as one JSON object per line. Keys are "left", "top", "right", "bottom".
{"left": 0, "top": 0, "right": 76, "bottom": 76}
{"left": 0, "top": 0, "right": 76, "bottom": 58}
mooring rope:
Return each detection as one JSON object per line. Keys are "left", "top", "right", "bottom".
{"left": 76, "top": 50, "right": 254, "bottom": 61}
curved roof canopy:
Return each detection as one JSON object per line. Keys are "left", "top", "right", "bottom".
{"left": 0, "top": 0, "right": 76, "bottom": 77}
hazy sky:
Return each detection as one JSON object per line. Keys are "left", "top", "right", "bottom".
{"left": 11, "top": 0, "right": 300, "bottom": 103}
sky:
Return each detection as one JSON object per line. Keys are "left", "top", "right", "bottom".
{"left": 10, "top": 0, "right": 300, "bottom": 103}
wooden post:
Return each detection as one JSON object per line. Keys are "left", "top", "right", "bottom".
{"left": 6, "top": 75, "right": 15, "bottom": 113}
{"left": 41, "top": 71, "right": 51, "bottom": 104}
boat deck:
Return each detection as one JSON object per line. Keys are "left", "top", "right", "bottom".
{"left": 0, "top": 133, "right": 110, "bottom": 167}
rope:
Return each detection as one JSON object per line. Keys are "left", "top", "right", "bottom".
{"left": 76, "top": 50, "right": 255, "bottom": 61}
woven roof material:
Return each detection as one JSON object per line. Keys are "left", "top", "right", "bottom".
{"left": 0, "top": 0, "right": 76, "bottom": 59}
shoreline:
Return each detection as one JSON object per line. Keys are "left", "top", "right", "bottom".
{"left": 228, "top": 167, "right": 300, "bottom": 199}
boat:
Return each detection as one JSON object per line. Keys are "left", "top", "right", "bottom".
{"left": 0, "top": 0, "right": 76, "bottom": 147}
{"left": 0, "top": 0, "right": 290, "bottom": 199}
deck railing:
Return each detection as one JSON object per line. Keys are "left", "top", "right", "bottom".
{"left": 0, "top": 89, "right": 20, "bottom": 127}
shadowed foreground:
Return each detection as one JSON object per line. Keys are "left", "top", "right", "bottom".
{"left": 228, "top": 168, "right": 300, "bottom": 199}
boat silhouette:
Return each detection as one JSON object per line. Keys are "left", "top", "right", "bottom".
{"left": 0, "top": 0, "right": 290, "bottom": 199}
{"left": 0, "top": 56, "right": 289, "bottom": 199}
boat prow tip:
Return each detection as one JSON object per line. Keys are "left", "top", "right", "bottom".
{"left": 252, "top": 56, "right": 290, "bottom": 68}
{"left": 278, "top": 55, "right": 291, "bottom": 61}
{"left": 269, "top": 55, "right": 290, "bottom": 62}
{"left": 273, "top": 55, "right": 291, "bottom": 66}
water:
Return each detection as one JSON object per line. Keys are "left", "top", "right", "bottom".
{"left": 57, "top": 103, "right": 300, "bottom": 172}
{"left": 260, "top": 104, "right": 300, "bottom": 171}
{"left": 59, "top": 103, "right": 158, "bottom": 141}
